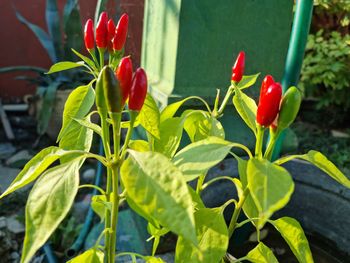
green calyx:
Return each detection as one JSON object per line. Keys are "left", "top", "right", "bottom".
{"left": 276, "top": 86, "right": 302, "bottom": 132}
{"left": 101, "top": 66, "right": 123, "bottom": 113}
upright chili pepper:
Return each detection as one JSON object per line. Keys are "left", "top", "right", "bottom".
{"left": 231, "top": 51, "right": 245, "bottom": 83}
{"left": 113, "top": 13, "right": 129, "bottom": 51}
{"left": 96, "top": 12, "right": 108, "bottom": 49}
{"left": 259, "top": 75, "right": 275, "bottom": 102}
{"left": 276, "top": 86, "right": 302, "bottom": 131}
{"left": 256, "top": 82, "right": 282, "bottom": 127}
{"left": 107, "top": 19, "right": 116, "bottom": 53}
{"left": 129, "top": 68, "right": 147, "bottom": 111}
{"left": 84, "top": 19, "right": 94, "bottom": 51}
{"left": 101, "top": 66, "right": 123, "bottom": 113}
{"left": 116, "top": 57, "right": 133, "bottom": 106}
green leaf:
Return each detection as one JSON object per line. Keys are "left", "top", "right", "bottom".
{"left": 145, "top": 257, "right": 166, "bottom": 263}
{"left": 63, "top": 0, "right": 83, "bottom": 61}
{"left": 160, "top": 96, "right": 209, "bottom": 123}
{"left": 128, "top": 140, "right": 150, "bottom": 152}
{"left": 175, "top": 208, "right": 228, "bottom": 263}
{"left": 0, "top": 147, "right": 84, "bottom": 199}
{"left": 172, "top": 137, "right": 232, "bottom": 181}
{"left": 183, "top": 111, "right": 224, "bottom": 142}
{"left": 67, "top": 248, "right": 104, "bottom": 263}
{"left": 270, "top": 217, "right": 314, "bottom": 263}
{"left": 72, "top": 48, "right": 97, "bottom": 72}
{"left": 236, "top": 157, "right": 260, "bottom": 224}
{"left": 232, "top": 86, "right": 257, "bottom": 135}
{"left": 275, "top": 150, "right": 350, "bottom": 188}
{"left": 21, "top": 159, "right": 80, "bottom": 263}
{"left": 188, "top": 186, "right": 205, "bottom": 209}
{"left": 73, "top": 116, "right": 102, "bottom": 137}
{"left": 246, "top": 242, "right": 278, "bottom": 263}
{"left": 0, "top": 66, "right": 47, "bottom": 73}
{"left": 15, "top": 9, "right": 56, "bottom": 62}
{"left": 58, "top": 85, "right": 95, "bottom": 158}
{"left": 236, "top": 73, "right": 260, "bottom": 90}
{"left": 247, "top": 158, "right": 294, "bottom": 228}
{"left": 47, "top": 61, "right": 84, "bottom": 74}
{"left": 154, "top": 117, "right": 185, "bottom": 158}
{"left": 138, "top": 94, "right": 160, "bottom": 139}
{"left": 45, "top": 0, "right": 63, "bottom": 62}
{"left": 57, "top": 83, "right": 95, "bottom": 141}
{"left": 91, "top": 195, "right": 111, "bottom": 221}
{"left": 121, "top": 150, "right": 197, "bottom": 245}
{"left": 37, "top": 82, "right": 59, "bottom": 135}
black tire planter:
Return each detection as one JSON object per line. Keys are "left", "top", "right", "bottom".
{"left": 200, "top": 158, "right": 350, "bottom": 260}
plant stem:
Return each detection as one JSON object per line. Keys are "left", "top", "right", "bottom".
{"left": 228, "top": 188, "right": 249, "bottom": 239}
{"left": 108, "top": 113, "right": 122, "bottom": 263}
{"left": 264, "top": 130, "right": 280, "bottom": 160}
{"left": 254, "top": 125, "right": 265, "bottom": 158}
{"left": 217, "top": 84, "right": 234, "bottom": 116}
{"left": 120, "top": 114, "right": 136, "bottom": 161}
{"left": 98, "top": 48, "right": 105, "bottom": 70}
{"left": 196, "top": 173, "right": 206, "bottom": 194}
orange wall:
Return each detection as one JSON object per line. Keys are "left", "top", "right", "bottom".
{"left": 0, "top": 0, "right": 144, "bottom": 102}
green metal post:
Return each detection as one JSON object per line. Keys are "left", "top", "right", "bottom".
{"left": 271, "top": 0, "right": 313, "bottom": 160}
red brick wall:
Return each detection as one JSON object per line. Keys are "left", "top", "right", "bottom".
{"left": 0, "top": 0, "right": 144, "bottom": 102}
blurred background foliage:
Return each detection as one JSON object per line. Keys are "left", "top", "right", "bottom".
{"left": 300, "top": 0, "right": 350, "bottom": 112}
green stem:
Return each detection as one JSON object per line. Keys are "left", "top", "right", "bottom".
{"left": 196, "top": 173, "right": 206, "bottom": 194}
{"left": 255, "top": 125, "right": 265, "bottom": 158}
{"left": 108, "top": 112, "right": 122, "bottom": 263}
{"left": 264, "top": 130, "right": 280, "bottom": 160}
{"left": 120, "top": 114, "right": 136, "bottom": 161}
{"left": 217, "top": 84, "right": 234, "bottom": 116}
{"left": 98, "top": 48, "right": 105, "bottom": 70}
{"left": 228, "top": 188, "right": 249, "bottom": 239}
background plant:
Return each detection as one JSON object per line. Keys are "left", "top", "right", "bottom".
{"left": 300, "top": 0, "right": 350, "bottom": 111}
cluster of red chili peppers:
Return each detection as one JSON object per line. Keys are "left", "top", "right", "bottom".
{"left": 231, "top": 52, "right": 301, "bottom": 133}
{"left": 84, "top": 12, "right": 147, "bottom": 113}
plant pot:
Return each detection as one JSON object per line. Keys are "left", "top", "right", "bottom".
{"left": 45, "top": 89, "right": 73, "bottom": 141}
{"left": 201, "top": 158, "right": 350, "bottom": 261}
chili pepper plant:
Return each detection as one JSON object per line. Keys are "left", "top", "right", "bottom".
{"left": 1, "top": 12, "right": 350, "bottom": 263}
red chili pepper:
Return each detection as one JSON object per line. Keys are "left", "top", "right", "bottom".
{"left": 231, "top": 51, "right": 245, "bottom": 83}
{"left": 116, "top": 57, "right": 133, "bottom": 106}
{"left": 259, "top": 75, "right": 275, "bottom": 102}
{"left": 256, "top": 82, "right": 282, "bottom": 127}
{"left": 129, "top": 68, "right": 147, "bottom": 111}
{"left": 96, "top": 12, "right": 108, "bottom": 49}
{"left": 113, "top": 13, "right": 129, "bottom": 51}
{"left": 84, "top": 19, "right": 94, "bottom": 51}
{"left": 107, "top": 19, "right": 116, "bottom": 52}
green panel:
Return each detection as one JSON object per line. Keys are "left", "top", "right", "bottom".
{"left": 176, "top": 0, "right": 294, "bottom": 100}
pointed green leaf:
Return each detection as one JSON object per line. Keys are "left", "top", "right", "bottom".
{"left": 47, "top": 61, "right": 84, "bottom": 74}
{"left": 246, "top": 242, "right": 278, "bottom": 263}
{"left": 175, "top": 208, "right": 228, "bottom": 263}
{"left": 160, "top": 96, "right": 209, "bottom": 123}
{"left": 172, "top": 137, "right": 232, "bottom": 181}
{"left": 63, "top": 0, "right": 83, "bottom": 61}
{"left": 247, "top": 158, "right": 294, "bottom": 228}
{"left": 236, "top": 73, "right": 260, "bottom": 90}
{"left": 121, "top": 150, "right": 196, "bottom": 244}
{"left": 0, "top": 147, "right": 84, "bottom": 199}
{"left": 183, "top": 111, "right": 224, "bottom": 142}
{"left": 270, "top": 217, "right": 314, "bottom": 263}
{"left": 128, "top": 140, "right": 150, "bottom": 152}
{"left": 21, "top": 160, "right": 80, "bottom": 263}
{"left": 138, "top": 94, "right": 160, "bottom": 139}
{"left": 236, "top": 157, "right": 260, "bottom": 224}
{"left": 91, "top": 195, "right": 111, "bottom": 221}
{"left": 71, "top": 48, "right": 97, "bottom": 71}
{"left": 145, "top": 257, "right": 166, "bottom": 263}
{"left": 45, "top": 0, "right": 63, "bottom": 61}
{"left": 154, "top": 117, "right": 185, "bottom": 158}
{"left": 73, "top": 116, "right": 102, "bottom": 137}
{"left": 15, "top": 9, "right": 56, "bottom": 62}
{"left": 67, "top": 248, "right": 104, "bottom": 263}
{"left": 232, "top": 87, "right": 257, "bottom": 135}
{"left": 275, "top": 150, "right": 350, "bottom": 188}
{"left": 57, "top": 83, "right": 95, "bottom": 141}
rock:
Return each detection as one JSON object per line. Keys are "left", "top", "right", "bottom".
{"left": 10, "top": 251, "right": 20, "bottom": 260}
{"left": 331, "top": 130, "right": 350, "bottom": 138}
{"left": 0, "top": 217, "right": 7, "bottom": 229}
{"left": 0, "top": 143, "right": 16, "bottom": 160}
{"left": 0, "top": 166, "right": 21, "bottom": 194}
{"left": 72, "top": 194, "right": 92, "bottom": 222}
{"left": 82, "top": 168, "right": 96, "bottom": 181}
{"left": 6, "top": 150, "right": 33, "bottom": 168}
{"left": 6, "top": 215, "right": 25, "bottom": 234}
